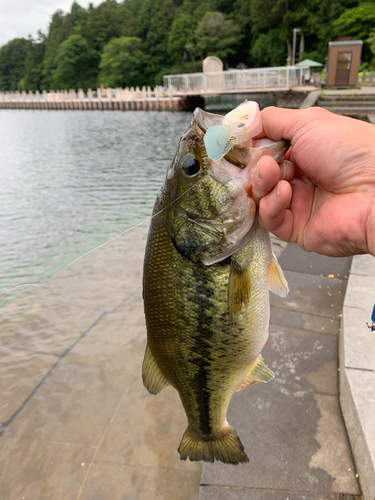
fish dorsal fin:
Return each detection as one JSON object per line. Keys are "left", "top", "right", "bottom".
{"left": 236, "top": 355, "right": 274, "bottom": 392}
{"left": 228, "top": 260, "right": 251, "bottom": 318}
{"left": 268, "top": 253, "right": 289, "bottom": 297}
{"left": 142, "top": 343, "right": 170, "bottom": 395}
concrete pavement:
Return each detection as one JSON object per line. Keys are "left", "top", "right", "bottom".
{"left": 0, "top": 222, "right": 367, "bottom": 499}
{"left": 0, "top": 223, "right": 201, "bottom": 500}
{"left": 340, "top": 254, "right": 375, "bottom": 500}
{"left": 200, "top": 245, "right": 360, "bottom": 499}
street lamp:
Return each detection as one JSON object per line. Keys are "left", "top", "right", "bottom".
{"left": 292, "top": 28, "right": 301, "bottom": 66}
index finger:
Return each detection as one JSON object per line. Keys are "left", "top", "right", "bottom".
{"left": 252, "top": 107, "right": 303, "bottom": 142}
{"left": 257, "top": 106, "right": 336, "bottom": 145}
{"left": 259, "top": 107, "right": 299, "bottom": 142}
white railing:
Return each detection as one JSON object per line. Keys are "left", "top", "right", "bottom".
{"left": 163, "top": 66, "right": 306, "bottom": 94}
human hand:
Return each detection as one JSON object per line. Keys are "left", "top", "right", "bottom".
{"left": 251, "top": 106, "right": 375, "bottom": 257}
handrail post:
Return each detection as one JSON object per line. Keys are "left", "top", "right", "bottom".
{"left": 169, "top": 86, "right": 173, "bottom": 109}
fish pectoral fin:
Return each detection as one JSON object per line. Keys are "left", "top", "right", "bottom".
{"left": 228, "top": 260, "right": 251, "bottom": 318}
{"left": 142, "top": 343, "right": 170, "bottom": 395}
{"left": 268, "top": 253, "right": 289, "bottom": 297}
{"left": 235, "top": 355, "right": 274, "bottom": 392}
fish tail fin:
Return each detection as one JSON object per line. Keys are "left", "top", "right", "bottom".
{"left": 178, "top": 426, "right": 249, "bottom": 465}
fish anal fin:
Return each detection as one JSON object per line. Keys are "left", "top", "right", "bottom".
{"left": 228, "top": 261, "right": 251, "bottom": 318}
{"left": 142, "top": 343, "right": 170, "bottom": 395}
{"left": 236, "top": 355, "right": 274, "bottom": 392}
{"left": 178, "top": 426, "right": 249, "bottom": 465}
{"left": 268, "top": 254, "right": 289, "bottom": 297}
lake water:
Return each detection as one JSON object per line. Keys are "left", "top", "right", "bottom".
{"left": 0, "top": 110, "right": 192, "bottom": 305}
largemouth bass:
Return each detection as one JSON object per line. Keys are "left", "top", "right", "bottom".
{"left": 142, "top": 105, "right": 289, "bottom": 465}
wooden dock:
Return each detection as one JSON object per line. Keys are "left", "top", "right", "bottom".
{"left": 0, "top": 86, "right": 187, "bottom": 111}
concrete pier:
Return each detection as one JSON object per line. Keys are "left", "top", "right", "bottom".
{"left": 0, "top": 86, "right": 187, "bottom": 111}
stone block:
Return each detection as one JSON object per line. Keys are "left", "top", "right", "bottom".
{"left": 299, "top": 90, "right": 322, "bottom": 109}
{"left": 341, "top": 305, "right": 375, "bottom": 371}
{"left": 278, "top": 243, "right": 352, "bottom": 278}
{"left": 1, "top": 300, "right": 102, "bottom": 356}
{"left": 200, "top": 485, "right": 340, "bottom": 500}
{"left": 350, "top": 254, "right": 375, "bottom": 277}
{"left": 5, "top": 293, "right": 146, "bottom": 447}
{"left": 0, "top": 347, "right": 57, "bottom": 423}
{"left": 79, "top": 461, "right": 200, "bottom": 500}
{"left": 271, "top": 271, "right": 346, "bottom": 319}
{"left": 201, "top": 324, "right": 358, "bottom": 496}
{"left": 94, "top": 377, "right": 201, "bottom": 473}
{"left": 270, "top": 306, "right": 340, "bottom": 335}
{"left": 340, "top": 368, "right": 375, "bottom": 500}
{"left": 0, "top": 435, "right": 95, "bottom": 500}
{"left": 344, "top": 274, "right": 375, "bottom": 312}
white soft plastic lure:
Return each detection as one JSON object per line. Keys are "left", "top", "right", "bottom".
{"left": 204, "top": 101, "right": 262, "bottom": 160}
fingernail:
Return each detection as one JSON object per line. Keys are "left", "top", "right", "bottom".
{"left": 255, "top": 160, "right": 262, "bottom": 182}
{"left": 280, "top": 160, "right": 287, "bottom": 180}
{"left": 270, "top": 183, "right": 280, "bottom": 199}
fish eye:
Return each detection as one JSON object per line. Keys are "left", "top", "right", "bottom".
{"left": 181, "top": 156, "right": 201, "bottom": 177}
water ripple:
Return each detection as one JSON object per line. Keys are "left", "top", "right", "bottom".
{"left": 0, "top": 110, "right": 193, "bottom": 300}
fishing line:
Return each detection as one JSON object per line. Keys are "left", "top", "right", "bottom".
{"left": 0, "top": 178, "right": 203, "bottom": 302}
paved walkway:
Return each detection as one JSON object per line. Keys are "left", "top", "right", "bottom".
{"left": 340, "top": 254, "right": 375, "bottom": 500}
{"left": 0, "top": 223, "right": 363, "bottom": 499}
{"left": 0, "top": 223, "right": 201, "bottom": 500}
{"left": 323, "top": 86, "right": 375, "bottom": 94}
{"left": 201, "top": 245, "right": 360, "bottom": 499}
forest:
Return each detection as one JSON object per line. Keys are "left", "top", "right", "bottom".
{"left": 0, "top": 0, "right": 375, "bottom": 91}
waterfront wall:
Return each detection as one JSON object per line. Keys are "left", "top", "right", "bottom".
{"left": 0, "top": 86, "right": 186, "bottom": 111}
{"left": 0, "top": 85, "right": 312, "bottom": 112}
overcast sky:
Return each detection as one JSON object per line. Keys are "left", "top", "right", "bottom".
{"left": 0, "top": 0, "right": 101, "bottom": 47}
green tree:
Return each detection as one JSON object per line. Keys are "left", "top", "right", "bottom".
{"left": 228, "top": 0, "right": 252, "bottom": 68}
{"left": 251, "top": 29, "right": 287, "bottom": 67}
{"left": 0, "top": 38, "right": 27, "bottom": 90}
{"left": 333, "top": 3, "right": 375, "bottom": 62}
{"left": 99, "top": 36, "right": 148, "bottom": 87}
{"left": 81, "top": 0, "right": 122, "bottom": 52}
{"left": 19, "top": 33, "right": 46, "bottom": 91}
{"left": 168, "top": 0, "right": 209, "bottom": 71}
{"left": 118, "top": 0, "right": 145, "bottom": 38}
{"left": 194, "top": 11, "right": 242, "bottom": 62}
{"left": 248, "top": 0, "right": 359, "bottom": 68}
{"left": 1, "top": 0, "right": 370, "bottom": 91}
{"left": 53, "top": 33, "right": 99, "bottom": 89}
{"left": 42, "top": 10, "right": 73, "bottom": 88}
{"left": 367, "top": 30, "right": 375, "bottom": 65}
{"left": 138, "top": 0, "right": 177, "bottom": 83}
{"left": 42, "top": 2, "right": 88, "bottom": 89}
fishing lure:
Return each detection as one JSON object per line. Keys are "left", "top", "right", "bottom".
{"left": 204, "top": 101, "right": 263, "bottom": 160}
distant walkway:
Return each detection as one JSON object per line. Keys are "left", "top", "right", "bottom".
{"left": 0, "top": 86, "right": 185, "bottom": 111}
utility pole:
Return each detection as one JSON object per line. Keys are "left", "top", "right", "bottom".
{"left": 292, "top": 28, "right": 301, "bottom": 66}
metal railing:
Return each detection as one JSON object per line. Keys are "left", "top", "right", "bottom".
{"left": 163, "top": 66, "right": 306, "bottom": 94}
